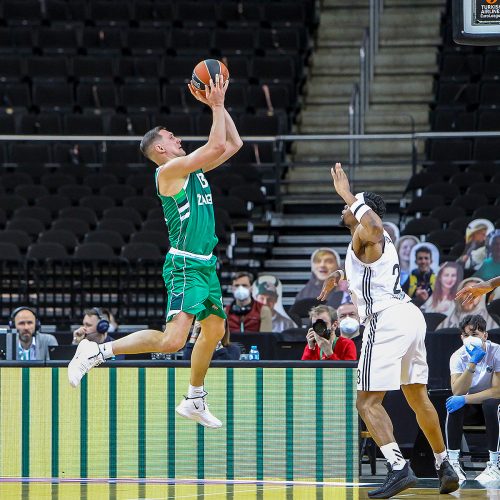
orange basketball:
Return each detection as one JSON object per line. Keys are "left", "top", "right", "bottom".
{"left": 191, "top": 59, "right": 229, "bottom": 92}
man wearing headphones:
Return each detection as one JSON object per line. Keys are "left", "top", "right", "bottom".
{"left": 72, "top": 308, "right": 115, "bottom": 346}
{"left": 10, "top": 307, "right": 58, "bottom": 361}
{"left": 225, "top": 272, "right": 272, "bottom": 333}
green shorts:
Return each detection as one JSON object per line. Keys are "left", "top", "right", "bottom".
{"left": 162, "top": 253, "right": 226, "bottom": 323}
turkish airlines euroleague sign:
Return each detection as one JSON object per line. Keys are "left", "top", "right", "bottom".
{"left": 476, "top": 0, "right": 500, "bottom": 23}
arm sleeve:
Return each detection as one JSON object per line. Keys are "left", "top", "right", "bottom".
{"left": 301, "top": 345, "right": 319, "bottom": 360}
{"left": 49, "top": 335, "right": 58, "bottom": 347}
{"left": 332, "top": 338, "right": 356, "bottom": 361}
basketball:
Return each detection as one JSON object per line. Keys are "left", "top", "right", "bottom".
{"left": 191, "top": 59, "right": 229, "bottom": 92}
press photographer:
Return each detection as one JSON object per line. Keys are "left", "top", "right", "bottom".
{"left": 301, "top": 305, "right": 356, "bottom": 361}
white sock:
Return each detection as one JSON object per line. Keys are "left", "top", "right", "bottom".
{"left": 434, "top": 450, "right": 448, "bottom": 467}
{"left": 98, "top": 342, "right": 114, "bottom": 360}
{"left": 448, "top": 449, "right": 460, "bottom": 462}
{"left": 489, "top": 451, "right": 499, "bottom": 464}
{"left": 380, "top": 442, "right": 406, "bottom": 470}
{"left": 188, "top": 384, "right": 204, "bottom": 399}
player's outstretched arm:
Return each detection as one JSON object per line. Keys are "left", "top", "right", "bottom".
{"left": 188, "top": 83, "right": 243, "bottom": 172}
{"left": 331, "top": 162, "right": 383, "bottom": 245}
{"left": 159, "top": 75, "right": 228, "bottom": 183}
{"left": 455, "top": 275, "right": 500, "bottom": 305}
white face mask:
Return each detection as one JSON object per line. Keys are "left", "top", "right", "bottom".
{"left": 463, "top": 336, "right": 483, "bottom": 350}
{"left": 339, "top": 317, "right": 360, "bottom": 337}
{"left": 234, "top": 286, "right": 250, "bottom": 301}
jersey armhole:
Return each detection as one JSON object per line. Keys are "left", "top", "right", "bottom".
{"left": 156, "top": 168, "right": 190, "bottom": 199}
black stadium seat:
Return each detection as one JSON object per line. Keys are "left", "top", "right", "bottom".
{"left": 404, "top": 195, "right": 445, "bottom": 216}
{"left": 57, "top": 185, "right": 93, "bottom": 203}
{"left": 84, "top": 230, "right": 124, "bottom": 253}
{"left": 97, "top": 219, "right": 136, "bottom": 239}
{"left": 422, "top": 183, "right": 460, "bottom": 203}
{"left": 38, "top": 230, "right": 78, "bottom": 253}
{"left": 15, "top": 184, "right": 49, "bottom": 202}
{"left": 121, "top": 242, "right": 162, "bottom": 261}
{"left": 401, "top": 217, "right": 441, "bottom": 237}
{"left": 430, "top": 205, "right": 465, "bottom": 225}
{"left": 0, "top": 242, "right": 22, "bottom": 261}
{"left": 51, "top": 218, "right": 90, "bottom": 239}
{"left": 27, "top": 242, "right": 68, "bottom": 260}
{"left": 73, "top": 242, "right": 117, "bottom": 260}
{"left": 7, "top": 217, "right": 45, "bottom": 238}
{"left": 0, "top": 230, "right": 32, "bottom": 251}
{"left": 130, "top": 230, "right": 169, "bottom": 253}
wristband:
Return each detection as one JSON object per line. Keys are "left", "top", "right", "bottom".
{"left": 350, "top": 192, "right": 372, "bottom": 223}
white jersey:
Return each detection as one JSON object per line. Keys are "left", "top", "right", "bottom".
{"left": 344, "top": 230, "right": 411, "bottom": 322}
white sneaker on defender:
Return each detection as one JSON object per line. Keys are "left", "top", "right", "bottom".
{"left": 175, "top": 394, "right": 222, "bottom": 428}
{"left": 449, "top": 460, "right": 467, "bottom": 482}
{"left": 476, "top": 462, "right": 500, "bottom": 483}
{"left": 67, "top": 339, "right": 105, "bottom": 387}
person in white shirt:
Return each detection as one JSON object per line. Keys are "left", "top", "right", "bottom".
{"left": 446, "top": 314, "right": 500, "bottom": 483}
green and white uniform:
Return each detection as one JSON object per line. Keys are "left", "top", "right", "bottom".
{"left": 155, "top": 167, "right": 226, "bottom": 322}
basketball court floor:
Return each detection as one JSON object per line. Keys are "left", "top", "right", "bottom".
{"left": 0, "top": 478, "right": 498, "bottom": 499}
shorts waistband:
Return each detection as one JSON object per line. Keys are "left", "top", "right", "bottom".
{"left": 168, "top": 247, "right": 213, "bottom": 261}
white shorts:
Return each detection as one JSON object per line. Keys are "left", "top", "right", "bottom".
{"left": 357, "top": 302, "right": 429, "bottom": 392}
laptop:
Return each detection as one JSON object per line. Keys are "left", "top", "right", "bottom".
{"left": 49, "top": 345, "right": 77, "bottom": 360}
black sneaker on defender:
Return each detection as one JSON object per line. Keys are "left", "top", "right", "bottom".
{"left": 437, "top": 459, "right": 460, "bottom": 494}
{"left": 368, "top": 461, "right": 418, "bottom": 499}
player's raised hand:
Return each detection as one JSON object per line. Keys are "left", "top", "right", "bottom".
{"left": 456, "top": 281, "right": 494, "bottom": 306}
{"left": 188, "top": 82, "right": 210, "bottom": 106}
{"left": 330, "top": 162, "right": 351, "bottom": 197}
{"left": 317, "top": 270, "right": 342, "bottom": 301}
{"left": 205, "top": 73, "right": 229, "bottom": 109}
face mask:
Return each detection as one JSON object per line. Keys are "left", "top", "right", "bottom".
{"left": 339, "top": 317, "right": 360, "bottom": 337}
{"left": 463, "top": 336, "right": 483, "bottom": 350}
{"left": 234, "top": 286, "right": 250, "bottom": 301}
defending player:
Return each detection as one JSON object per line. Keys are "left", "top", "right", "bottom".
{"left": 456, "top": 275, "right": 500, "bottom": 305}
{"left": 318, "top": 163, "right": 459, "bottom": 498}
{"left": 68, "top": 74, "right": 242, "bottom": 428}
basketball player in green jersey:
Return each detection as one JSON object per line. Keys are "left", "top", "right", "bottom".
{"left": 68, "top": 74, "right": 242, "bottom": 428}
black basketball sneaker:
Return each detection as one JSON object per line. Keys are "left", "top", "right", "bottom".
{"left": 368, "top": 461, "right": 418, "bottom": 499}
{"left": 436, "top": 459, "right": 460, "bottom": 494}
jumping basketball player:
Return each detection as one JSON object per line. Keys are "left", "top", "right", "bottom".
{"left": 318, "top": 163, "right": 459, "bottom": 498}
{"left": 68, "top": 74, "right": 242, "bottom": 428}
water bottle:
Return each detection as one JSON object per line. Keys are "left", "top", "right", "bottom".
{"left": 249, "top": 345, "right": 260, "bottom": 361}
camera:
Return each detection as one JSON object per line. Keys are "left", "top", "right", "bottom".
{"left": 312, "top": 319, "right": 330, "bottom": 339}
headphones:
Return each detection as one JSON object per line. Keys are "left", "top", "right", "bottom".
{"left": 9, "top": 307, "right": 41, "bottom": 333}
{"left": 229, "top": 301, "right": 253, "bottom": 316}
{"left": 91, "top": 307, "right": 110, "bottom": 334}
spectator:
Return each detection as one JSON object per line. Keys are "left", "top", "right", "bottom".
{"left": 101, "top": 308, "right": 119, "bottom": 333}
{"left": 396, "top": 235, "right": 419, "bottom": 288}
{"left": 403, "top": 245, "right": 437, "bottom": 307}
{"left": 445, "top": 314, "right": 500, "bottom": 483}
{"left": 437, "top": 278, "right": 499, "bottom": 330}
{"left": 383, "top": 221, "right": 400, "bottom": 244}
{"left": 301, "top": 305, "right": 356, "bottom": 361}
{"left": 183, "top": 320, "right": 241, "bottom": 360}
{"left": 9, "top": 307, "right": 58, "bottom": 361}
{"left": 475, "top": 230, "right": 500, "bottom": 282}
{"left": 458, "top": 219, "right": 494, "bottom": 271}
{"left": 72, "top": 308, "right": 124, "bottom": 359}
{"left": 294, "top": 248, "right": 347, "bottom": 308}
{"left": 421, "top": 262, "right": 463, "bottom": 315}
{"left": 337, "top": 303, "right": 363, "bottom": 359}
{"left": 225, "top": 271, "right": 272, "bottom": 333}
{"left": 253, "top": 275, "right": 297, "bottom": 332}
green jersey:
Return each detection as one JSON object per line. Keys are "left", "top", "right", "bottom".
{"left": 155, "top": 168, "right": 218, "bottom": 257}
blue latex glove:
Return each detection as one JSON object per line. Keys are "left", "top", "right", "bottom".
{"left": 465, "top": 344, "right": 486, "bottom": 365}
{"left": 446, "top": 395, "right": 466, "bottom": 414}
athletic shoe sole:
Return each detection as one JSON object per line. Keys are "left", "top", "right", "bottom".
{"left": 175, "top": 406, "right": 222, "bottom": 429}
{"left": 368, "top": 476, "right": 418, "bottom": 499}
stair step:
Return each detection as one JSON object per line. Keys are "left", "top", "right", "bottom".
{"left": 278, "top": 235, "right": 352, "bottom": 244}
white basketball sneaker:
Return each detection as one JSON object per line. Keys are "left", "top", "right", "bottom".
{"left": 476, "top": 461, "right": 500, "bottom": 483}
{"left": 448, "top": 459, "right": 466, "bottom": 482}
{"left": 175, "top": 393, "right": 222, "bottom": 428}
{"left": 67, "top": 339, "right": 105, "bottom": 387}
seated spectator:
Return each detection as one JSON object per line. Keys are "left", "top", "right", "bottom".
{"left": 183, "top": 320, "right": 241, "bottom": 360}
{"left": 337, "top": 303, "right": 363, "bottom": 359}
{"left": 301, "top": 305, "right": 356, "bottom": 361}
{"left": 72, "top": 307, "right": 124, "bottom": 359}
{"left": 421, "top": 262, "right": 463, "bottom": 315}
{"left": 294, "top": 248, "right": 348, "bottom": 308}
{"left": 445, "top": 314, "right": 500, "bottom": 483}
{"left": 458, "top": 219, "right": 494, "bottom": 272}
{"left": 225, "top": 271, "right": 272, "bottom": 333}
{"left": 396, "top": 235, "right": 419, "bottom": 288}
{"left": 403, "top": 245, "right": 437, "bottom": 307}
{"left": 10, "top": 307, "right": 58, "bottom": 361}
{"left": 438, "top": 278, "right": 499, "bottom": 330}
{"left": 253, "top": 275, "right": 297, "bottom": 332}
{"left": 101, "top": 308, "right": 119, "bottom": 334}
{"left": 383, "top": 221, "right": 400, "bottom": 244}
{"left": 475, "top": 230, "right": 500, "bottom": 282}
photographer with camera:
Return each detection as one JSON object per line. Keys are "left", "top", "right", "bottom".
{"left": 301, "top": 305, "right": 356, "bottom": 361}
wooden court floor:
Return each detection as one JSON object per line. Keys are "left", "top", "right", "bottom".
{"left": 0, "top": 479, "right": 498, "bottom": 499}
